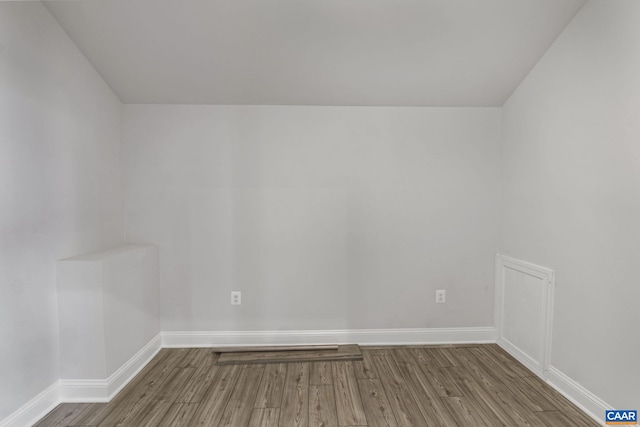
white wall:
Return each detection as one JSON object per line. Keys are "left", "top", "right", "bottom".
{"left": 0, "top": 2, "right": 123, "bottom": 420}
{"left": 501, "top": 0, "right": 640, "bottom": 409}
{"left": 124, "top": 105, "right": 501, "bottom": 332}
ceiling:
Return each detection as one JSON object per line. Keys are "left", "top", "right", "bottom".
{"left": 44, "top": 0, "right": 586, "bottom": 106}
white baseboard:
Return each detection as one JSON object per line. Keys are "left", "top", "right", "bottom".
{"left": 0, "top": 382, "right": 59, "bottom": 427}
{"left": 494, "top": 254, "right": 555, "bottom": 381}
{"left": 0, "top": 335, "right": 161, "bottom": 426}
{"left": 60, "top": 334, "right": 161, "bottom": 402}
{"left": 497, "top": 338, "right": 545, "bottom": 379}
{"left": 161, "top": 327, "right": 497, "bottom": 347}
{"left": 547, "top": 366, "right": 609, "bottom": 426}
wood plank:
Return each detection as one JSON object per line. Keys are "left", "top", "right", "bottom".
{"left": 353, "top": 350, "right": 378, "bottom": 379}
{"left": 409, "top": 347, "right": 444, "bottom": 372}
{"left": 178, "top": 348, "right": 216, "bottom": 369}
{"left": 218, "top": 345, "right": 362, "bottom": 366}
{"left": 358, "top": 379, "right": 398, "bottom": 427}
{"left": 520, "top": 376, "right": 599, "bottom": 426}
{"left": 471, "top": 346, "right": 531, "bottom": 378}
{"left": 175, "top": 348, "right": 200, "bottom": 368}
{"left": 452, "top": 349, "right": 546, "bottom": 426}
{"left": 68, "top": 403, "right": 107, "bottom": 426}
{"left": 187, "top": 365, "right": 242, "bottom": 427}
{"left": 431, "top": 367, "right": 464, "bottom": 398}
{"left": 154, "top": 368, "right": 197, "bottom": 402}
{"left": 432, "top": 348, "right": 461, "bottom": 367}
{"left": 533, "top": 410, "right": 597, "bottom": 427}
{"left": 175, "top": 352, "right": 220, "bottom": 403}
{"left": 453, "top": 348, "right": 542, "bottom": 416}
{"left": 249, "top": 408, "right": 280, "bottom": 427}
{"left": 441, "top": 397, "right": 490, "bottom": 427}
{"left": 158, "top": 403, "right": 200, "bottom": 427}
{"left": 127, "top": 367, "right": 196, "bottom": 427}
{"left": 360, "top": 347, "right": 392, "bottom": 356}
{"left": 278, "top": 363, "right": 309, "bottom": 427}
{"left": 332, "top": 361, "right": 367, "bottom": 426}
{"left": 445, "top": 366, "right": 528, "bottom": 427}
{"left": 470, "top": 346, "right": 524, "bottom": 380}
{"left": 96, "top": 348, "right": 191, "bottom": 427}
{"left": 483, "top": 344, "right": 536, "bottom": 378}
{"left": 35, "top": 403, "right": 88, "bottom": 427}
{"left": 390, "top": 348, "right": 457, "bottom": 427}
{"left": 414, "top": 348, "right": 450, "bottom": 368}
{"left": 218, "top": 365, "right": 265, "bottom": 427}
{"left": 215, "top": 345, "right": 338, "bottom": 353}
{"left": 124, "top": 400, "right": 174, "bottom": 427}
{"left": 409, "top": 347, "right": 448, "bottom": 369}
{"left": 71, "top": 349, "right": 187, "bottom": 426}
{"left": 502, "top": 376, "right": 559, "bottom": 412}
{"left": 309, "top": 385, "right": 338, "bottom": 427}
{"left": 371, "top": 355, "right": 426, "bottom": 427}
{"left": 448, "top": 381, "right": 507, "bottom": 427}
{"left": 310, "top": 361, "right": 333, "bottom": 385}
{"left": 410, "top": 349, "right": 463, "bottom": 398}
{"left": 255, "top": 363, "right": 287, "bottom": 408}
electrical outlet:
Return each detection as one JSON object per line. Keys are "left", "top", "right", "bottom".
{"left": 435, "top": 289, "right": 446, "bottom": 304}
{"left": 231, "top": 291, "right": 241, "bottom": 305}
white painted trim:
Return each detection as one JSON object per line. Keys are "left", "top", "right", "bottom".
{"left": 497, "top": 337, "right": 543, "bottom": 378}
{"left": 161, "top": 327, "right": 497, "bottom": 347}
{"left": 495, "top": 254, "right": 555, "bottom": 379}
{"left": 59, "top": 334, "right": 161, "bottom": 402}
{"left": 105, "top": 334, "right": 162, "bottom": 399}
{"left": 59, "top": 379, "right": 109, "bottom": 403}
{"left": 0, "top": 381, "right": 59, "bottom": 427}
{"left": 547, "top": 366, "right": 609, "bottom": 426}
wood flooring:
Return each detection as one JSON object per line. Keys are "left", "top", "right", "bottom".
{"left": 35, "top": 344, "right": 599, "bottom": 427}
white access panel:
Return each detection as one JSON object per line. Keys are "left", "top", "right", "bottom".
{"left": 495, "top": 254, "right": 555, "bottom": 379}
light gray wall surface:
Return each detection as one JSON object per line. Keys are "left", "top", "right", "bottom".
{"left": 501, "top": 0, "right": 640, "bottom": 409}
{"left": 7, "top": 0, "right": 640, "bottom": 420}
{"left": 0, "top": 2, "right": 123, "bottom": 420}
{"left": 101, "top": 245, "right": 159, "bottom": 375}
{"left": 124, "top": 105, "right": 501, "bottom": 332}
